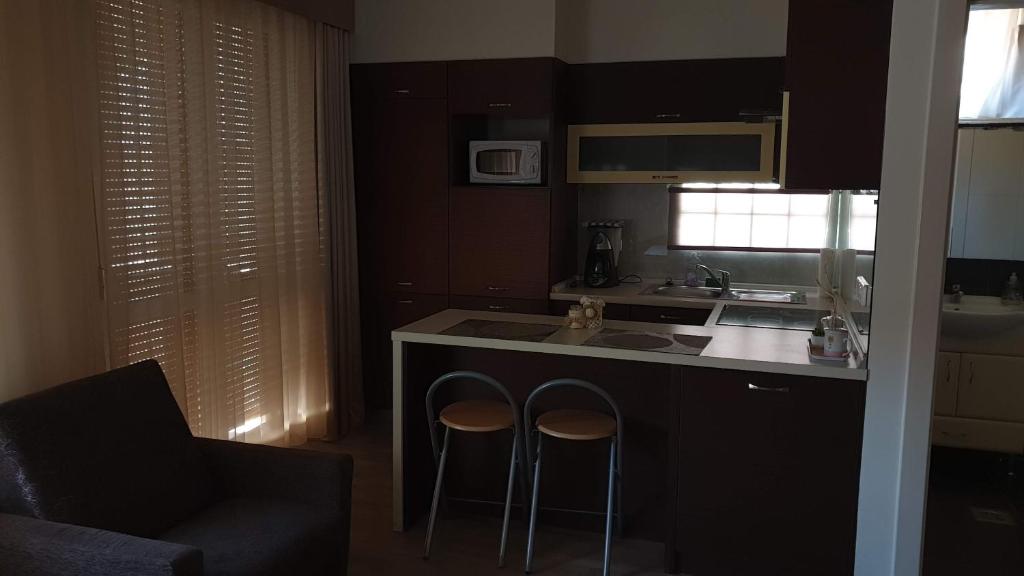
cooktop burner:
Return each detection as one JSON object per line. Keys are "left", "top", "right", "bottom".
{"left": 716, "top": 305, "right": 828, "bottom": 331}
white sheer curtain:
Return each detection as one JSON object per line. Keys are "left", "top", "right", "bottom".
{"left": 961, "top": 8, "right": 1024, "bottom": 119}
{"left": 95, "top": 0, "right": 329, "bottom": 445}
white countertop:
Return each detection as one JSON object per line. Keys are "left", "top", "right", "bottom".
{"left": 392, "top": 309, "right": 868, "bottom": 381}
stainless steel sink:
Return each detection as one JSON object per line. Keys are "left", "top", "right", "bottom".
{"left": 641, "top": 285, "right": 723, "bottom": 299}
{"left": 641, "top": 284, "right": 806, "bottom": 304}
{"left": 721, "top": 289, "right": 807, "bottom": 304}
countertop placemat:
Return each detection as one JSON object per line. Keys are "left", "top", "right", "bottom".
{"left": 440, "top": 319, "right": 562, "bottom": 343}
{"left": 584, "top": 329, "right": 712, "bottom": 355}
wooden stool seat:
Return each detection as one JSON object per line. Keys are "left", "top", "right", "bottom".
{"left": 439, "top": 400, "right": 514, "bottom": 432}
{"left": 536, "top": 409, "right": 617, "bottom": 441}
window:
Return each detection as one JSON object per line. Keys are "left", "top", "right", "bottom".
{"left": 669, "top": 191, "right": 877, "bottom": 252}
{"left": 960, "top": 8, "right": 1024, "bottom": 120}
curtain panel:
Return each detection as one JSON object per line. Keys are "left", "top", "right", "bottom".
{"left": 315, "top": 24, "right": 364, "bottom": 438}
{"left": 95, "top": 0, "right": 329, "bottom": 445}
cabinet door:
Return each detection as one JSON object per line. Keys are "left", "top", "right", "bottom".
{"left": 371, "top": 98, "right": 449, "bottom": 295}
{"left": 957, "top": 354, "right": 1024, "bottom": 423}
{"left": 369, "top": 294, "right": 449, "bottom": 408}
{"left": 628, "top": 304, "right": 712, "bottom": 326}
{"left": 784, "top": 0, "right": 893, "bottom": 190}
{"left": 568, "top": 58, "right": 785, "bottom": 125}
{"left": 449, "top": 186, "right": 550, "bottom": 299}
{"left": 963, "top": 129, "right": 1024, "bottom": 260}
{"left": 678, "top": 368, "right": 865, "bottom": 576}
{"left": 448, "top": 59, "right": 553, "bottom": 116}
{"left": 366, "top": 62, "right": 446, "bottom": 100}
{"left": 934, "top": 352, "right": 960, "bottom": 416}
{"left": 449, "top": 295, "right": 549, "bottom": 315}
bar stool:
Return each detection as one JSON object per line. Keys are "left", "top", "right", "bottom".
{"left": 424, "top": 370, "right": 530, "bottom": 567}
{"left": 523, "top": 379, "right": 623, "bottom": 576}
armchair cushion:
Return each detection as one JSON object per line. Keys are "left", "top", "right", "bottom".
{"left": 160, "top": 498, "right": 342, "bottom": 576}
{"left": 0, "top": 512, "right": 203, "bottom": 576}
{"left": 0, "top": 360, "right": 213, "bottom": 537}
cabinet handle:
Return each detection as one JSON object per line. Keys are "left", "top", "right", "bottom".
{"left": 659, "top": 314, "right": 683, "bottom": 321}
{"left": 394, "top": 89, "right": 411, "bottom": 95}
{"left": 488, "top": 305, "right": 508, "bottom": 311}
{"left": 397, "top": 300, "right": 414, "bottom": 305}
{"left": 946, "top": 359, "right": 952, "bottom": 383}
{"left": 487, "top": 286, "right": 510, "bottom": 292}
{"left": 651, "top": 175, "right": 679, "bottom": 180}
{"left": 655, "top": 113, "right": 681, "bottom": 120}
{"left": 488, "top": 102, "right": 512, "bottom": 109}
{"left": 396, "top": 281, "right": 414, "bottom": 287}
{"left": 747, "top": 383, "right": 790, "bottom": 393}
{"left": 939, "top": 429, "right": 968, "bottom": 439}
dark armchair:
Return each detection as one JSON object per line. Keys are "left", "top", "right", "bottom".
{"left": 0, "top": 360, "right": 352, "bottom": 576}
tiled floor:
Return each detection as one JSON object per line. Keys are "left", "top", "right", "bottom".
{"left": 923, "top": 448, "right": 1024, "bottom": 576}
{"left": 305, "top": 411, "right": 664, "bottom": 576}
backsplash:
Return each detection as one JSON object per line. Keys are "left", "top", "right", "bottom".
{"left": 945, "top": 258, "right": 1023, "bottom": 297}
{"left": 576, "top": 184, "right": 875, "bottom": 287}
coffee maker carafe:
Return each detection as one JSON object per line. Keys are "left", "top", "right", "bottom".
{"left": 584, "top": 221, "right": 623, "bottom": 288}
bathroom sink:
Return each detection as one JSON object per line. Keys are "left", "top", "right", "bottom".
{"left": 942, "top": 296, "right": 1024, "bottom": 336}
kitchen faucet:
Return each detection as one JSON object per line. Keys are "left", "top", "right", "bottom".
{"left": 696, "top": 264, "right": 731, "bottom": 292}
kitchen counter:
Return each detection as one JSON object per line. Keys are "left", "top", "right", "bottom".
{"left": 550, "top": 278, "right": 836, "bottom": 311}
{"left": 393, "top": 309, "right": 867, "bottom": 380}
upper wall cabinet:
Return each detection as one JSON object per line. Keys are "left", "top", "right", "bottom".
{"left": 448, "top": 58, "right": 555, "bottom": 116}
{"left": 365, "top": 61, "right": 447, "bottom": 100}
{"left": 567, "top": 58, "right": 785, "bottom": 125}
{"left": 949, "top": 127, "right": 1024, "bottom": 260}
{"left": 784, "top": 0, "right": 893, "bottom": 190}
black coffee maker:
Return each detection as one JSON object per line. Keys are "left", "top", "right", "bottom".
{"left": 584, "top": 223, "right": 622, "bottom": 288}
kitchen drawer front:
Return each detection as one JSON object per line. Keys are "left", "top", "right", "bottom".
{"left": 933, "top": 416, "right": 1024, "bottom": 454}
{"left": 956, "top": 354, "right": 1024, "bottom": 422}
{"left": 448, "top": 58, "right": 553, "bottom": 116}
{"left": 934, "top": 352, "right": 961, "bottom": 416}
{"left": 365, "top": 62, "right": 447, "bottom": 100}
{"left": 449, "top": 295, "right": 549, "bottom": 315}
{"left": 549, "top": 299, "right": 630, "bottom": 320}
{"left": 387, "top": 293, "right": 449, "bottom": 330}
{"left": 449, "top": 186, "right": 550, "bottom": 299}
{"left": 629, "top": 304, "right": 712, "bottom": 326}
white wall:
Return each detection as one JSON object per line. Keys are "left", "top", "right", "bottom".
{"left": 555, "top": 0, "right": 788, "bottom": 63}
{"left": 352, "top": 0, "right": 788, "bottom": 64}
{"left": 351, "top": 0, "right": 557, "bottom": 63}
{"left": 856, "top": 1, "right": 967, "bottom": 574}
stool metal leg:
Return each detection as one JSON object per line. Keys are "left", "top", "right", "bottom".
{"left": 602, "top": 437, "right": 617, "bottom": 576}
{"left": 423, "top": 426, "right": 451, "bottom": 559}
{"left": 525, "top": 433, "right": 543, "bottom": 573}
{"left": 498, "top": 432, "right": 518, "bottom": 567}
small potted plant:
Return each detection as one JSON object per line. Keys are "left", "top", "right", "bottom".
{"left": 811, "top": 322, "right": 826, "bottom": 348}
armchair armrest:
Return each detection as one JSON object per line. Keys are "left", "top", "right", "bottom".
{"left": 193, "top": 438, "right": 353, "bottom": 515}
{"left": 0, "top": 513, "right": 202, "bottom": 576}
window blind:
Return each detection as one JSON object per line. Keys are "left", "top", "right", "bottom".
{"left": 96, "top": 0, "right": 328, "bottom": 445}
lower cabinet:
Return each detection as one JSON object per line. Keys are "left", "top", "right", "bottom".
{"left": 629, "top": 304, "right": 712, "bottom": 326}
{"left": 676, "top": 367, "right": 866, "bottom": 576}
{"left": 932, "top": 351, "right": 1024, "bottom": 454}
{"left": 449, "top": 295, "right": 549, "bottom": 314}
{"left": 369, "top": 294, "right": 448, "bottom": 408}
{"left": 548, "top": 299, "right": 630, "bottom": 320}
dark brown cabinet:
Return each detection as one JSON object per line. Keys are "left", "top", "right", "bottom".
{"left": 549, "top": 299, "right": 630, "bottom": 320}
{"left": 629, "top": 304, "right": 712, "bottom": 326}
{"left": 449, "top": 186, "right": 551, "bottom": 300}
{"left": 568, "top": 58, "right": 785, "bottom": 125}
{"left": 353, "top": 62, "right": 450, "bottom": 409}
{"left": 371, "top": 97, "right": 449, "bottom": 295}
{"left": 675, "top": 368, "right": 865, "bottom": 575}
{"left": 450, "top": 295, "right": 549, "bottom": 314}
{"left": 448, "top": 58, "right": 554, "bottom": 116}
{"left": 784, "top": 0, "right": 893, "bottom": 190}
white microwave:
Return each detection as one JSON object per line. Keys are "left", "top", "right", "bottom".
{"left": 469, "top": 140, "right": 542, "bottom": 184}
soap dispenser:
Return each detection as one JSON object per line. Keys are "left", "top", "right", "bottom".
{"left": 1002, "top": 272, "right": 1023, "bottom": 305}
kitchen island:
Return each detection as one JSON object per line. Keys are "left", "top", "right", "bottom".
{"left": 392, "top": 309, "right": 867, "bottom": 575}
